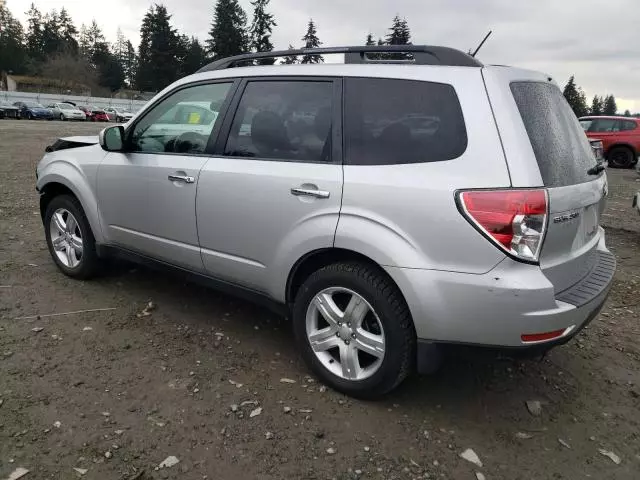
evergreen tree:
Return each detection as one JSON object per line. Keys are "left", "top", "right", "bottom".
{"left": 562, "top": 76, "right": 589, "bottom": 117}
{"left": 365, "top": 33, "right": 375, "bottom": 46}
{"left": 603, "top": 95, "right": 617, "bottom": 115}
{"left": 123, "top": 40, "right": 138, "bottom": 88}
{"left": 58, "top": 8, "right": 79, "bottom": 54}
{"left": 624, "top": 109, "right": 631, "bottom": 117}
{"left": 281, "top": 44, "right": 298, "bottom": 64}
{"left": 377, "top": 38, "right": 384, "bottom": 46}
{"left": 84, "top": 20, "right": 107, "bottom": 64}
{"left": 93, "top": 41, "right": 125, "bottom": 91}
{"left": 591, "top": 95, "right": 603, "bottom": 116}
{"left": 250, "top": 0, "right": 276, "bottom": 64}
{"left": 136, "top": 5, "right": 181, "bottom": 91}
{"left": 41, "top": 10, "right": 64, "bottom": 57}
{"left": 179, "top": 36, "right": 208, "bottom": 76}
{"left": 25, "top": 3, "right": 44, "bottom": 62}
{"left": 301, "top": 19, "right": 323, "bottom": 64}
{"left": 385, "top": 15, "right": 411, "bottom": 45}
{"left": 0, "top": 5, "right": 27, "bottom": 74}
{"left": 78, "top": 24, "right": 91, "bottom": 59}
{"left": 207, "top": 0, "right": 248, "bottom": 60}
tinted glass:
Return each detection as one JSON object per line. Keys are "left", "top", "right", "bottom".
{"left": 130, "top": 82, "right": 232, "bottom": 155}
{"left": 511, "top": 82, "right": 596, "bottom": 187}
{"left": 620, "top": 120, "right": 637, "bottom": 131}
{"left": 588, "top": 119, "right": 619, "bottom": 133}
{"left": 343, "top": 78, "right": 466, "bottom": 165}
{"left": 579, "top": 119, "right": 592, "bottom": 131}
{"left": 224, "top": 81, "right": 333, "bottom": 162}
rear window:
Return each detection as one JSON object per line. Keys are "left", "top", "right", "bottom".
{"left": 511, "top": 82, "right": 596, "bottom": 187}
{"left": 344, "top": 78, "right": 467, "bottom": 165}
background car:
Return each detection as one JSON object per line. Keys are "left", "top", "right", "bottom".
{"left": 47, "top": 102, "right": 86, "bottom": 121}
{"left": 0, "top": 101, "right": 20, "bottom": 119}
{"left": 78, "top": 105, "right": 95, "bottom": 121}
{"left": 104, "top": 107, "right": 134, "bottom": 123}
{"left": 580, "top": 115, "right": 640, "bottom": 168}
{"left": 13, "top": 101, "right": 54, "bottom": 120}
{"left": 91, "top": 108, "right": 110, "bottom": 122}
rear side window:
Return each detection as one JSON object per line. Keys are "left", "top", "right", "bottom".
{"left": 621, "top": 120, "right": 637, "bottom": 131}
{"left": 511, "top": 82, "right": 596, "bottom": 187}
{"left": 344, "top": 78, "right": 467, "bottom": 165}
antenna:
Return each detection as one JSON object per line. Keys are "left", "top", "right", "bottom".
{"left": 471, "top": 30, "right": 492, "bottom": 57}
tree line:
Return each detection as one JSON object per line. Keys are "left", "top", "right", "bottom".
{"left": 563, "top": 75, "right": 634, "bottom": 118}
{"left": 0, "top": 1, "right": 414, "bottom": 94}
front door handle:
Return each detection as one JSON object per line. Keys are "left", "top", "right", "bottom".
{"left": 291, "top": 187, "right": 330, "bottom": 199}
{"left": 168, "top": 174, "right": 195, "bottom": 184}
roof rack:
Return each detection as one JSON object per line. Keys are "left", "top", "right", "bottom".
{"left": 196, "top": 45, "right": 483, "bottom": 73}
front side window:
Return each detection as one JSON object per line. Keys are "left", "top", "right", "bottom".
{"left": 224, "top": 80, "right": 334, "bottom": 162}
{"left": 129, "top": 82, "right": 233, "bottom": 155}
{"left": 588, "top": 119, "right": 620, "bottom": 133}
{"left": 343, "top": 78, "right": 467, "bottom": 165}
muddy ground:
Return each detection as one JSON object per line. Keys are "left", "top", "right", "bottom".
{"left": 1, "top": 120, "right": 639, "bottom": 480}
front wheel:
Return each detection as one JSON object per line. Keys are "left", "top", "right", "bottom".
{"left": 27, "top": 112, "right": 33, "bottom": 120}
{"left": 44, "top": 195, "right": 101, "bottom": 279}
{"left": 608, "top": 146, "right": 635, "bottom": 168}
{"left": 292, "top": 262, "right": 415, "bottom": 398}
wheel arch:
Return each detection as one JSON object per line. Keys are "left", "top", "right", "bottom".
{"left": 38, "top": 170, "right": 105, "bottom": 244}
{"left": 606, "top": 142, "right": 636, "bottom": 156}
{"left": 286, "top": 247, "right": 408, "bottom": 308}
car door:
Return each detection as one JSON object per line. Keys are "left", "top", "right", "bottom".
{"left": 196, "top": 77, "right": 343, "bottom": 297}
{"left": 97, "top": 80, "right": 236, "bottom": 272}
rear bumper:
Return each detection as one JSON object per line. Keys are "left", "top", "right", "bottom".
{"left": 385, "top": 232, "right": 615, "bottom": 349}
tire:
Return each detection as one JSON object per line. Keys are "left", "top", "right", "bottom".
{"left": 44, "top": 195, "right": 101, "bottom": 280}
{"left": 59, "top": 114, "right": 65, "bottom": 121}
{"left": 27, "top": 112, "right": 33, "bottom": 120}
{"left": 608, "top": 146, "right": 635, "bottom": 168}
{"left": 292, "top": 262, "right": 415, "bottom": 398}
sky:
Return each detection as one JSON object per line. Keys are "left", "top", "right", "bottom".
{"left": 8, "top": 0, "right": 640, "bottom": 112}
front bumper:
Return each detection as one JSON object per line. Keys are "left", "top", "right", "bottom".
{"left": 385, "top": 233, "right": 615, "bottom": 349}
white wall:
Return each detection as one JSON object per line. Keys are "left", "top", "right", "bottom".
{"left": 0, "top": 90, "right": 148, "bottom": 113}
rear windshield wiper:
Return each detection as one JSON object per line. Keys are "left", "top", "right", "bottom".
{"left": 587, "top": 164, "right": 605, "bottom": 176}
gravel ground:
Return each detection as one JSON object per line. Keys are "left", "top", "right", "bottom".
{"left": 1, "top": 120, "right": 639, "bottom": 480}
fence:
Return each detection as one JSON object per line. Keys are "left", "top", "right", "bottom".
{"left": 0, "top": 91, "right": 150, "bottom": 113}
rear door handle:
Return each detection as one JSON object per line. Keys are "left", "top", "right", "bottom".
{"left": 290, "top": 187, "right": 330, "bottom": 199}
{"left": 168, "top": 174, "right": 195, "bottom": 184}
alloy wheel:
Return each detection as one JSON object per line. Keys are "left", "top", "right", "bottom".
{"left": 49, "top": 208, "right": 83, "bottom": 268}
{"left": 305, "top": 287, "right": 385, "bottom": 381}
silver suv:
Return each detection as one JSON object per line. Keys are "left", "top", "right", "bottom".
{"left": 36, "top": 46, "right": 615, "bottom": 398}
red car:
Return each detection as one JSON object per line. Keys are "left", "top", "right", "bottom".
{"left": 91, "top": 109, "right": 110, "bottom": 122}
{"left": 580, "top": 116, "right": 640, "bottom": 168}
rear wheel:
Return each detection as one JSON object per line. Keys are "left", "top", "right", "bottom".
{"left": 59, "top": 113, "right": 65, "bottom": 121}
{"left": 292, "top": 262, "right": 415, "bottom": 398}
{"left": 608, "top": 146, "right": 635, "bottom": 168}
{"left": 44, "top": 195, "right": 101, "bottom": 279}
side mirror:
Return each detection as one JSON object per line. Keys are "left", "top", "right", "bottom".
{"left": 99, "top": 125, "right": 125, "bottom": 152}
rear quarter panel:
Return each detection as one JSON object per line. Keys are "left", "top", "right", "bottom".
{"left": 336, "top": 67, "right": 511, "bottom": 273}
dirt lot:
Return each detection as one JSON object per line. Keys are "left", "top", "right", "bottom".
{"left": 1, "top": 120, "right": 639, "bottom": 480}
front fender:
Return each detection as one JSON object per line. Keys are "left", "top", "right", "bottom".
{"left": 36, "top": 152, "right": 106, "bottom": 244}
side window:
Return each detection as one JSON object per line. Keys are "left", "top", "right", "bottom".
{"left": 589, "top": 119, "right": 619, "bottom": 133}
{"left": 224, "top": 80, "right": 334, "bottom": 162}
{"left": 344, "top": 78, "right": 467, "bottom": 165}
{"left": 129, "top": 82, "right": 232, "bottom": 155}
{"left": 621, "top": 120, "right": 637, "bottom": 131}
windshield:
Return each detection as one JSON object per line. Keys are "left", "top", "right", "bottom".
{"left": 25, "top": 102, "right": 44, "bottom": 108}
{"left": 59, "top": 104, "right": 75, "bottom": 110}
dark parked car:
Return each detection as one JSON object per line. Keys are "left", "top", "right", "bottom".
{"left": 0, "top": 101, "right": 20, "bottom": 119}
{"left": 13, "top": 101, "right": 54, "bottom": 120}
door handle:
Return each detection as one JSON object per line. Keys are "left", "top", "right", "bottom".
{"left": 290, "top": 187, "right": 330, "bottom": 199}
{"left": 168, "top": 174, "right": 195, "bottom": 184}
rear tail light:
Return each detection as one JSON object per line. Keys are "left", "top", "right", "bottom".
{"left": 458, "top": 189, "right": 548, "bottom": 263}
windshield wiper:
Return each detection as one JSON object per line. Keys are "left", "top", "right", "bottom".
{"left": 587, "top": 164, "right": 605, "bottom": 176}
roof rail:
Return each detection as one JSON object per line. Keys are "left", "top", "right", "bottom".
{"left": 196, "top": 45, "right": 483, "bottom": 73}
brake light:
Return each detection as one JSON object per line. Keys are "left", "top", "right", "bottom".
{"left": 458, "top": 189, "right": 548, "bottom": 263}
